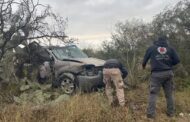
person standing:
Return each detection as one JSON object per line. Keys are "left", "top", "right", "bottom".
{"left": 103, "top": 59, "right": 128, "bottom": 107}
{"left": 142, "top": 36, "right": 180, "bottom": 118}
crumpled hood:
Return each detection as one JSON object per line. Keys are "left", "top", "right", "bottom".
{"left": 75, "top": 58, "right": 105, "bottom": 67}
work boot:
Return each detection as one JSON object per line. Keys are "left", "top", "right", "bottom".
{"left": 111, "top": 102, "right": 118, "bottom": 107}
{"left": 166, "top": 112, "right": 174, "bottom": 117}
{"left": 147, "top": 114, "right": 155, "bottom": 119}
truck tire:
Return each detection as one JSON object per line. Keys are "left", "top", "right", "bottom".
{"left": 58, "top": 73, "right": 76, "bottom": 94}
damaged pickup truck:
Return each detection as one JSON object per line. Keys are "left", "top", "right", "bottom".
{"left": 14, "top": 42, "right": 105, "bottom": 94}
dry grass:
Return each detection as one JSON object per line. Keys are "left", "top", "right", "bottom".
{"left": 0, "top": 83, "right": 190, "bottom": 122}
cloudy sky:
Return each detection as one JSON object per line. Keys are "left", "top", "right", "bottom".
{"left": 40, "top": 0, "right": 180, "bottom": 49}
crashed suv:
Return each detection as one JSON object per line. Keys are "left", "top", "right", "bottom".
{"left": 15, "top": 42, "right": 105, "bottom": 94}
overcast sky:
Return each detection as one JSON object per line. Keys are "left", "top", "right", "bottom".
{"left": 40, "top": 0, "right": 180, "bottom": 49}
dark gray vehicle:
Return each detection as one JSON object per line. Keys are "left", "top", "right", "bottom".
{"left": 38, "top": 44, "right": 105, "bottom": 94}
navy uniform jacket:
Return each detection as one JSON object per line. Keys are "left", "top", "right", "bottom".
{"left": 142, "top": 37, "right": 180, "bottom": 72}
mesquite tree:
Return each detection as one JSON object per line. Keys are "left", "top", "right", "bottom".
{"left": 0, "top": 0, "right": 68, "bottom": 60}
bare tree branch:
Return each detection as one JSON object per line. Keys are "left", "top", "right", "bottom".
{"left": 0, "top": 0, "right": 68, "bottom": 60}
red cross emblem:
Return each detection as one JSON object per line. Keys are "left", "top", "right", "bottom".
{"left": 157, "top": 47, "right": 167, "bottom": 54}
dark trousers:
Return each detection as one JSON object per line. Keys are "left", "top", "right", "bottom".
{"left": 147, "top": 70, "right": 174, "bottom": 116}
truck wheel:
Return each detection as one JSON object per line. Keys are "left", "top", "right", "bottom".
{"left": 59, "top": 73, "right": 75, "bottom": 94}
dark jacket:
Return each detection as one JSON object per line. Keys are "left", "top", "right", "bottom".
{"left": 104, "top": 59, "right": 128, "bottom": 79}
{"left": 142, "top": 37, "right": 180, "bottom": 72}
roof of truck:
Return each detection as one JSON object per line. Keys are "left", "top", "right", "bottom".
{"left": 43, "top": 44, "right": 76, "bottom": 49}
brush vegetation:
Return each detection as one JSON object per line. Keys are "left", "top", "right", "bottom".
{"left": 0, "top": 83, "right": 190, "bottom": 122}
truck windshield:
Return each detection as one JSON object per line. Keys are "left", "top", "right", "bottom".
{"left": 51, "top": 45, "right": 88, "bottom": 60}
